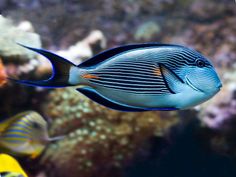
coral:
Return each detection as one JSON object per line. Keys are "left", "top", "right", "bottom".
{"left": 189, "top": 0, "right": 233, "bottom": 20}
{"left": 0, "top": 15, "right": 41, "bottom": 63}
{"left": 39, "top": 87, "right": 179, "bottom": 177}
{"left": 0, "top": 59, "right": 7, "bottom": 87}
{"left": 33, "top": 30, "right": 106, "bottom": 78}
{"left": 166, "top": 15, "right": 236, "bottom": 68}
{"left": 56, "top": 30, "right": 107, "bottom": 64}
{"left": 199, "top": 66, "right": 236, "bottom": 130}
{"left": 0, "top": 16, "right": 44, "bottom": 117}
{"left": 134, "top": 21, "right": 161, "bottom": 41}
{"left": 0, "top": 22, "right": 105, "bottom": 117}
{"left": 0, "top": 16, "right": 42, "bottom": 89}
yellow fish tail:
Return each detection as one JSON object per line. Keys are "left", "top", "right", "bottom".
{"left": 0, "top": 154, "right": 28, "bottom": 177}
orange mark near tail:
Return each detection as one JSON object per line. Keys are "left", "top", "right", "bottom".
{"left": 0, "top": 59, "right": 7, "bottom": 87}
{"left": 82, "top": 74, "right": 100, "bottom": 79}
{"left": 154, "top": 67, "right": 162, "bottom": 76}
{"left": 30, "top": 151, "right": 40, "bottom": 159}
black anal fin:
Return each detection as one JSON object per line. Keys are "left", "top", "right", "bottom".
{"left": 76, "top": 87, "right": 148, "bottom": 112}
{"left": 76, "top": 87, "right": 177, "bottom": 112}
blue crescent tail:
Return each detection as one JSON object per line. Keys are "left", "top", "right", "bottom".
{"left": 9, "top": 44, "right": 78, "bottom": 88}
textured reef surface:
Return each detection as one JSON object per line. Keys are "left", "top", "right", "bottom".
{"left": 39, "top": 87, "right": 179, "bottom": 177}
{"left": 0, "top": 16, "right": 41, "bottom": 63}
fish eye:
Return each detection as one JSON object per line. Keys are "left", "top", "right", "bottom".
{"left": 32, "top": 122, "right": 41, "bottom": 129}
{"left": 196, "top": 59, "right": 205, "bottom": 68}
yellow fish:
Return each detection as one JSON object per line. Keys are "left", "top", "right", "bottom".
{"left": 0, "top": 111, "right": 64, "bottom": 158}
{"left": 0, "top": 153, "right": 28, "bottom": 177}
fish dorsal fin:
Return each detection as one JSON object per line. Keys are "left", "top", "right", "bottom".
{"left": 0, "top": 111, "right": 33, "bottom": 133}
{"left": 78, "top": 43, "right": 181, "bottom": 68}
{"left": 76, "top": 87, "right": 177, "bottom": 111}
{"left": 159, "top": 64, "right": 185, "bottom": 94}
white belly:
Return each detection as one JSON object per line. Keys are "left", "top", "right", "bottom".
{"left": 94, "top": 84, "right": 210, "bottom": 109}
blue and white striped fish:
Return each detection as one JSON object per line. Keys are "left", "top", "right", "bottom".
{"left": 0, "top": 111, "right": 63, "bottom": 158}
{"left": 11, "top": 43, "right": 222, "bottom": 111}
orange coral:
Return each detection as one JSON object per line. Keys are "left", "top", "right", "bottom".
{"left": 0, "top": 59, "right": 7, "bottom": 87}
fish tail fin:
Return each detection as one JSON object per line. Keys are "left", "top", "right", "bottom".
{"left": 0, "top": 154, "right": 29, "bottom": 176}
{"left": 9, "top": 43, "right": 78, "bottom": 88}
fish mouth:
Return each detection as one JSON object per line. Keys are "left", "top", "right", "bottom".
{"left": 185, "top": 76, "right": 204, "bottom": 93}
{"left": 217, "top": 82, "right": 222, "bottom": 89}
{"left": 215, "top": 83, "right": 222, "bottom": 93}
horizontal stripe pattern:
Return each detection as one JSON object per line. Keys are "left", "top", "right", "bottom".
{"left": 0, "top": 111, "right": 46, "bottom": 151}
{"left": 113, "top": 49, "right": 211, "bottom": 69}
{"left": 1, "top": 118, "right": 31, "bottom": 146}
{"left": 89, "top": 61, "right": 171, "bottom": 94}
{"left": 86, "top": 46, "right": 212, "bottom": 94}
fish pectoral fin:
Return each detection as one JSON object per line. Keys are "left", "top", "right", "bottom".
{"left": 159, "top": 64, "right": 185, "bottom": 94}
{"left": 76, "top": 87, "right": 150, "bottom": 112}
{"left": 30, "top": 152, "right": 39, "bottom": 159}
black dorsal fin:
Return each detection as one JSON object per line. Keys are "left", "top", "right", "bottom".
{"left": 78, "top": 43, "right": 181, "bottom": 68}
